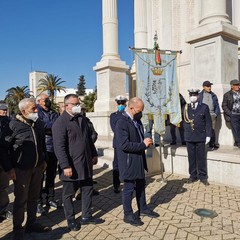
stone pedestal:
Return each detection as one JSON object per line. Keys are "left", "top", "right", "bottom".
{"left": 186, "top": 21, "right": 240, "bottom": 146}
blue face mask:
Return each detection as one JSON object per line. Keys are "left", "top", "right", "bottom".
{"left": 117, "top": 105, "right": 126, "bottom": 112}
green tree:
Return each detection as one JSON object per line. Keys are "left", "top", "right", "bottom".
{"left": 83, "top": 90, "right": 97, "bottom": 112}
{"left": 5, "top": 86, "right": 31, "bottom": 115}
{"left": 76, "top": 75, "right": 86, "bottom": 96}
{"left": 38, "top": 74, "right": 66, "bottom": 103}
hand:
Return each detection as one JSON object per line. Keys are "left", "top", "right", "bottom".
{"left": 205, "top": 137, "right": 210, "bottom": 145}
{"left": 7, "top": 169, "right": 16, "bottom": 181}
{"left": 92, "top": 156, "right": 98, "bottom": 165}
{"left": 63, "top": 167, "right": 72, "bottom": 177}
{"left": 143, "top": 138, "right": 153, "bottom": 147}
{"left": 43, "top": 161, "right": 47, "bottom": 171}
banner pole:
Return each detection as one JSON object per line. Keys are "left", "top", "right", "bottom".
{"left": 157, "top": 135, "right": 167, "bottom": 183}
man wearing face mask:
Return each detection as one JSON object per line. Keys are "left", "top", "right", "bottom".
{"left": 110, "top": 95, "right": 128, "bottom": 194}
{"left": 183, "top": 89, "right": 212, "bottom": 186}
{"left": 52, "top": 94, "right": 104, "bottom": 232}
{"left": 0, "top": 98, "right": 50, "bottom": 240}
{"left": 115, "top": 97, "right": 159, "bottom": 226}
{"left": 36, "top": 93, "right": 60, "bottom": 214}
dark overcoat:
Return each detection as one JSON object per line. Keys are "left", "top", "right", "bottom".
{"left": 115, "top": 112, "right": 148, "bottom": 181}
{"left": 183, "top": 103, "right": 212, "bottom": 142}
{"left": 52, "top": 111, "right": 98, "bottom": 181}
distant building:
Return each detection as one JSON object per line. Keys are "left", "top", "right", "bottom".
{"left": 29, "top": 71, "right": 48, "bottom": 97}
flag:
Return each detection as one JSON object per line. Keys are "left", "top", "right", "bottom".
{"left": 135, "top": 50, "right": 181, "bottom": 134}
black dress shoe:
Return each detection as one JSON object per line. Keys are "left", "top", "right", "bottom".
{"left": 182, "top": 141, "right": 186, "bottom": 146}
{"left": 47, "top": 200, "right": 60, "bottom": 208}
{"left": 170, "top": 141, "right": 176, "bottom": 145}
{"left": 186, "top": 178, "right": 198, "bottom": 184}
{"left": 37, "top": 203, "right": 47, "bottom": 215}
{"left": 67, "top": 219, "right": 80, "bottom": 231}
{"left": 0, "top": 210, "right": 12, "bottom": 220}
{"left": 80, "top": 216, "right": 105, "bottom": 225}
{"left": 123, "top": 214, "right": 144, "bottom": 226}
{"left": 93, "top": 189, "right": 100, "bottom": 196}
{"left": 139, "top": 209, "right": 160, "bottom": 218}
{"left": 25, "top": 223, "right": 51, "bottom": 233}
{"left": 200, "top": 179, "right": 210, "bottom": 186}
{"left": 114, "top": 188, "right": 120, "bottom": 193}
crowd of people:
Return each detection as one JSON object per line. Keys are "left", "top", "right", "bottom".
{"left": 0, "top": 78, "right": 239, "bottom": 239}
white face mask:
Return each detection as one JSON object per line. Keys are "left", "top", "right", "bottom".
{"left": 28, "top": 113, "right": 39, "bottom": 122}
{"left": 190, "top": 96, "right": 198, "bottom": 103}
{"left": 72, "top": 105, "right": 81, "bottom": 115}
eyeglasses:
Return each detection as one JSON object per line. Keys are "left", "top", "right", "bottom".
{"left": 68, "top": 102, "right": 80, "bottom": 107}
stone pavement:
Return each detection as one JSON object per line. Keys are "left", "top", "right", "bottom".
{"left": 0, "top": 166, "right": 240, "bottom": 240}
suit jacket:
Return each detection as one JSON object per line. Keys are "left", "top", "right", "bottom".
{"left": 222, "top": 90, "right": 235, "bottom": 122}
{"left": 183, "top": 102, "right": 212, "bottom": 142}
{"left": 115, "top": 112, "right": 147, "bottom": 181}
{"left": 52, "top": 111, "right": 98, "bottom": 181}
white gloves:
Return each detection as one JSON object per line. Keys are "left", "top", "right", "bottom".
{"left": 205, "top": 137, "right": 210, "bottom": 144}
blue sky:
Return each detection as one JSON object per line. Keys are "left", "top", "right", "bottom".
{"left": 0, "top": 0, "right": 134, "bottom": 100}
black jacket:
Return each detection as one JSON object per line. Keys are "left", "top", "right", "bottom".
{"left": 183, "top": 103, "right": 212, "bottom": 142}
{"left": 52, "top": 111, "right": 98, "bottom": 181}
{"left": 0, "top": 114, "right": 46, "bottom": 171}
{"left": 110, "top": 111, "right": 124, "bottom": 148}
{"left": 222, "top": 90, "right": 235, "bottom": 122}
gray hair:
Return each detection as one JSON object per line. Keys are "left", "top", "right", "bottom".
{"left": 18, "top": 98, "right": 36, "bottom": 111}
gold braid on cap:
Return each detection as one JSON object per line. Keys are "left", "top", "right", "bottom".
{"left": 183, "top": 104, "right": 194, "bottom": 130}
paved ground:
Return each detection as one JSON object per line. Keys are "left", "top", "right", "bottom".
{"left": 0, "top": 166, "right": 240, "bottom": 240}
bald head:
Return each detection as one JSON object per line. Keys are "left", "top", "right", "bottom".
{"left": 127, "top": 97, "right": 144, "bottom": 119}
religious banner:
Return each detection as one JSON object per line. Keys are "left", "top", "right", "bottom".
{"left": 135, "top": 50, "right": 181, "bottom": 134}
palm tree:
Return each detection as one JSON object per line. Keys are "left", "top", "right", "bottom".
{"left": 38, "top": 74, "right": 66, "bottom": 102}
{"left": 5, "top": 86, "right": 31, "bottom": 115}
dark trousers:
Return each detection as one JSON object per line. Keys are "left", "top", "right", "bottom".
{"left": 0, "top": 165, "right": 9, "bottom": 214}
{"left": 13, "top": 163, "right": 44, "bottom": 232}
{"left": 123, "top": 179, "right": 147, "bottom": 216}
{"left": 39, "top": 151, "right": 58, "bottom": 202}
{"left": 170, "top": 121, "right": 185, "bottom": 143}
{"left": 186, "top": 142, "right": 207, "bottom": 180}
{"left": 230, "top": 114, "right": 240, "bottom": 145}
{"left": 62, "top": 179, "right": 93, "bottom": 220}
{"left": 112, "top": 148, "right": 120, "bottom": 190}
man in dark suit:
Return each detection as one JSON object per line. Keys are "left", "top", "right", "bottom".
{"left": 115, "top": 97, "right": 159, "bottom": 226}
{"left": 52, "top": 94, "right": 104, "bottom": 232}
{"left": 222, "top": 79, "right": 240, "bottom": 148}
{"left": 183, "top": 89, "right": 212, "bottom": 186}
{"left": 110, "top": 95, "right": 128, "bottom": 193}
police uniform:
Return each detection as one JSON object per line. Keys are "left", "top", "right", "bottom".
{"left": 183, "top": 89, "right": 212, "bottom": 185}
{"left": 110, "top": 95, "right": 128, "bottom": 193}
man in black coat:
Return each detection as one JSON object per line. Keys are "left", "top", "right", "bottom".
{"left": 52, "top": 94, "right": 104, "bottom": 232}
{"left": 115, "top": 97, "right": 159, "bottom": 226}
{"left": 110, "top": 95, "right": 128, "bottom": 193}
{"left": 183, "top": 89, "right": 212, "bottom": 186}
{"left": 36, "top": 93, "right": 60, "bottom": 214}
{"left": 222, "top": 79, "right": 240, "bottom": 148}
{"left": 0, "top": 103, "right": 12, "bottom": 221}
{"left": 0, "top": 98, "right": 50, "bottom": 240}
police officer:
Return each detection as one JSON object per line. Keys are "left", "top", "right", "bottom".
{"left": 183, "top": 89, "right": 212, "bottom": 186}
{"left": 110, "top": 95, "right": 128, "bottom": 193}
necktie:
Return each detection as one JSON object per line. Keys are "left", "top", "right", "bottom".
{"left": 192, "top": 103, "right": 195, "bottom": 109}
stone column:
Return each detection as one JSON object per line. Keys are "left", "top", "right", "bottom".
{"left": 232, "top": 0, "right": 240, "bottom": 61}
{"left": 102, "top": 0, "right": 120, "bottom": 60}
{"left": 91, "top": 0, "right": 128, "bottom": 136}
{"left": 186, "top": 0, "right": 240, "bottom": 146}
{"left": 200, "top": 0, "right": 230, "bottom": 25}
{"left": 129, "top": 0, "right": 148, "bottom": 98}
